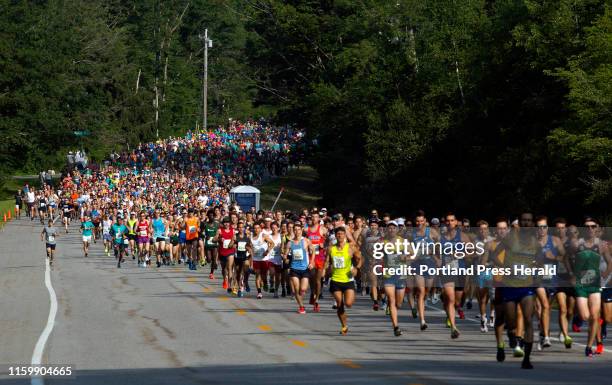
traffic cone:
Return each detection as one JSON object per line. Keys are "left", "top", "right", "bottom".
{"left": 7, "top": 210, "right": 11, "bottom": 220}
{"left": 3, "top": 213, "right": 6, "bottom": 222}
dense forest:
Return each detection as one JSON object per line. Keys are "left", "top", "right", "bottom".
{"left": 0, "top": 0, "right": 610, "bottom": 221}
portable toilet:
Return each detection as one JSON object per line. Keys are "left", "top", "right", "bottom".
{"left": 230, "top": 185, "right": 260, "bottom": 212}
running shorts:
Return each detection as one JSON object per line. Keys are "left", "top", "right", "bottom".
{"left": 383, "top": 275, "right": 406, "bottom": 289}
{"left": 128, "top": 234, "right": 136, "bottom": 241}
{"left": 46, "top": 243, "right": 56, "bottom": 250}
{"left": 410, "top": 259, "right": 435, "bottom": 278}
{"left": 329, "top": 280, "right": 355, "bottom": 293}
{"left": 555, "top": 286, "right": 576, "bottom": 297}
{"left": 82, "top": 235, "right": 92, "bottom": 243}
{"left": 575, "top": 286, "right": 601, "bottom": 298}
{"left": 137, "top": 236, "right": 149, "bottom": 244}
{"left": 155, "top": 237, "right": 166, "bottom": 243}
{"left": 602, "top": 288, "right": 612, "bottom": 303}
{"left": 253, "top": 260, "right": 271, "bottom": 271}
{"left": 289, "top": 268, "right": 310, "bottom": 279}
{"left": 502, "top": 287, "right": 534, "bottom": 303}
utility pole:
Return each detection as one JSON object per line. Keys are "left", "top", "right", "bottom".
{"left": 199, "top": 29, "right": 212, "bottom": 131}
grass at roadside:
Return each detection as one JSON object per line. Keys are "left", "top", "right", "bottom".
{"left": 0, "top": 200, "right": 14, "bottom": 217}
{"left": 259, "top": 166, "right": 321, "bottom": 212}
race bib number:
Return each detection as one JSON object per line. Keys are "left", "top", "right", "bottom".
{"left": 293, "top": 248, "right": 304, "bottom": 261}
{"left": 237, "top": 241, "right": 246, "bottom": 251}
{"left": 115, "top": 232, "right": 122, "bottom": 240}
{"left": 313, "top": 244, "right": 320, "bottom": 254}
{"left": 139, "top": 230, "right": 147, "bottom": 237}
{"left": 333, "top": 256, "right": 345, "bottom": 269}
{"left": 207, "top": 238, "right": 215, "bottom": 245}
{"left": 189, "top": 226, "right": 196, "bottom": 234}
{"left": 48, "top": 235, "right": 55, "bottom": 242}
{"left": 542, "top": 264, "right": 554, "bottom": 280}
{"left": 580, "top": 270, "right": 597, "bottom": 285}
{"left": 124, "top": 239, "right": 129, "bottom": 245}
{"left": 222, "top": 239, "right": 231, "bottom": 249}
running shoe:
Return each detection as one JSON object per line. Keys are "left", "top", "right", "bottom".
{"left": 222, "top": 279, "right": 228, "bottom": 290}
{"left": 585, "top": 346, "right": 593, "bottom": 357}
{"left": 263, "top": 282, "right": 269, "bottom": 292}
{"left": 237, "top": 290, "right": 243, "bottom": 298}
{"left": 451, "top": 328, "right": 460, "bottom": 339}
{"left": 496, "top": 344, "right": 505, "bottom": 362}
{"left": 543, "top": 336, "right": 551, "bottom": 348}
{"left": 466, "top": 300, "right": 473, "bottom": 310}
{"left": 232, "top": 288, "right": 238, "bottom": 296}
{"left": 256, "top": 292, "right": 263, "bottom": 299}
{"left": 385, "top": 305, "right": 390, "bottom": 315}
{"left": 373, "top": 303, "right": 379, "bottom": 311}
{"left": 489, "top": 314, "right": 495, "bottom": 328}
{"left": 595, "top": 343, "right": 604, "bottom": 355}
{"left": 513, "top": 346, "right": 524, "bottom": 358}
{"left": 227, "top": 288, "right": 232, "bottom": 294}
{"left": 480, "top": 319, "right": 488, "bottom": 333}
{"left": 298, "top": 306, "right": 306, "bottom": 314}
{"left": 156, "top": 261, "right": 161, "bottom": 268}
{"left": 313, "top": 303, "right": 320, "bottom": 313}
{"left": 273, "top": 292, "right": 279, "bottom": 299}
{"left": 446, "top": 318, "right": 451, "bottom": 328}
{"left": 521, "top": 360, "right": 533, "bottom": 369}
{"left": 563, "top": 336, "right": 572, "bottom": 349}
{"left": 340, "top": 326, "right": 349, "bottom": 335}
{"left": 457, "top": 308, "right": 465, "bottom": 320}
{"left": 245, "top": 284, "right": 251, "bottom": 293}
{"left": 281, "top": 289, "right": 286, "bottom": 297}
{"left": 420, "top": 323, "right": 428, "bottom": 331}
{"left": 431, "top": 292, "right": 440, "bottom": 304}
{"left": 411, "top": 308, "right": 417, "bottom": 319}
{"left": 209, "top": 273, "right": 214, "bottom": 280}
{"left": 393, "top": 327, "right": 402, "bottom": 336}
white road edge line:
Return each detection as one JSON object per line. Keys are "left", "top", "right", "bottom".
{"left": 31, "top": 258, "right": 58, "bottom": 385}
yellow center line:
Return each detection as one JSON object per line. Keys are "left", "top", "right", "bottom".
{"left": 217, "top": 296, "right": 230, "bottom": 301}
{"left": 236, "top": 309, "right": 246, "bottom": 315}
{"left": 187, "top": 277, "right": 197, "bottom": 283}
{"left": 291, "top": 339, "right": 307, "bottom": 347}
{"left": 258, "top": 325, "right": 272, "bottom": 331}
{"left": 337, "top": 359, "right": 362, "bottom": 369}
{"left": 202, "top": 287, "right": 212, "bottom": 293}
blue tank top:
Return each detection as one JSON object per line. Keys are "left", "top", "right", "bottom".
{"left": 152, "top": 218, "right": 165, "bottom": 238}
{"left": 412, "top": 227, "right": 433, "bottom": 260}
{"left": 290, "top": 238, "right": 309, "bottom": 271}
{"left": 440, "top": 229, "right": 465, "bottom": 268}
{"left": 537, "top": 235, "right": 558, "bottom": 282}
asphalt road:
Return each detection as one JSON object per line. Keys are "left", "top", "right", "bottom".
{"left": 0, "top": 218, "right": 610, "bottom": 385}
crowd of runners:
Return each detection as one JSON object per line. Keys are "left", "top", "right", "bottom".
{"left": 14, "top": 120, "right": 611, "bottom": 370}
